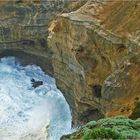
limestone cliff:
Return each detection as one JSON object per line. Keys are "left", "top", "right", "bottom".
{"left": 48, "top": 0, "right": 140, "bottom": 125}
{"left": 0, "top": 0, "right": 86, "bottom": 75}
{"left": 0, "top": 0, "right": 140, "bottom": 127}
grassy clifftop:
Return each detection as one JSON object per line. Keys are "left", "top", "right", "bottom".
{"left": 61, "top": 116, "right": 140, "bottom": 140}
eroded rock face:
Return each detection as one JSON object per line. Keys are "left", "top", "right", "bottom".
{"left": 0, "top": 0, "right": 86, "bottom": 75}
{"left": 1, "top": 0, "right": 140, "bottom": 126}
{"left": 48, "top": 0, "right": 140, "bottom": 125}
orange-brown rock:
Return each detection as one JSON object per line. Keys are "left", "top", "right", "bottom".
{"left": 48, "top": 0, "right": 140, "bottom": 125}
{"left": 0, "top": 0, "right": 140, "bottom": 126}
{"left": 0, "top": 0, "right": 84, "bottom": 76}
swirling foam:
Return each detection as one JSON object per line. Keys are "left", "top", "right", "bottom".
{"left": 0, "top": 57, "right": 72, "bottom": 140}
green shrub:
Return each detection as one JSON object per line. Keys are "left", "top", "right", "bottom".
{"left": 61, "top": 116, "right": 140, "bottom": 140}
{"left": 83, "top": 127, "right": 125, "bottom": 140}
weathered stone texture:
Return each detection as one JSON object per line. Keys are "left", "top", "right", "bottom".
{"left": 0, "top": 0, "right": 140, "bottom": 126}
{"left": 48, "top": 0, "right": 140, "bottom": 125}
{"left": 0, "top": 0, "right": 86, "bottom": 75}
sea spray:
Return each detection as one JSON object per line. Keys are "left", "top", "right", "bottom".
{"left": 0, "top": 57, "right": 72, "bottom": 140}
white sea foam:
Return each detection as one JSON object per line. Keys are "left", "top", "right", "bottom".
{"left": 0, "top": 57, "right": 72, "bottom": 140}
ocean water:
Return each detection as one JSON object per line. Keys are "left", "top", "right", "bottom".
{"left": 0, "top": 57, "right": 72, "bottom": 140}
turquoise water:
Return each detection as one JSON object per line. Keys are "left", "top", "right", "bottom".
{"left": 0, "top": 57, "right": 72, "bottom": 140}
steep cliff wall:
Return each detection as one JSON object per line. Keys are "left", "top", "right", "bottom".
{"left": 0, "top": 0, "right": 86, "bottom": 75}
{"left": 1, "top": 0, "right": 140, "bottom": 127}
{"left": 48, "top": 0, "right": 140, "bottom": 125}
